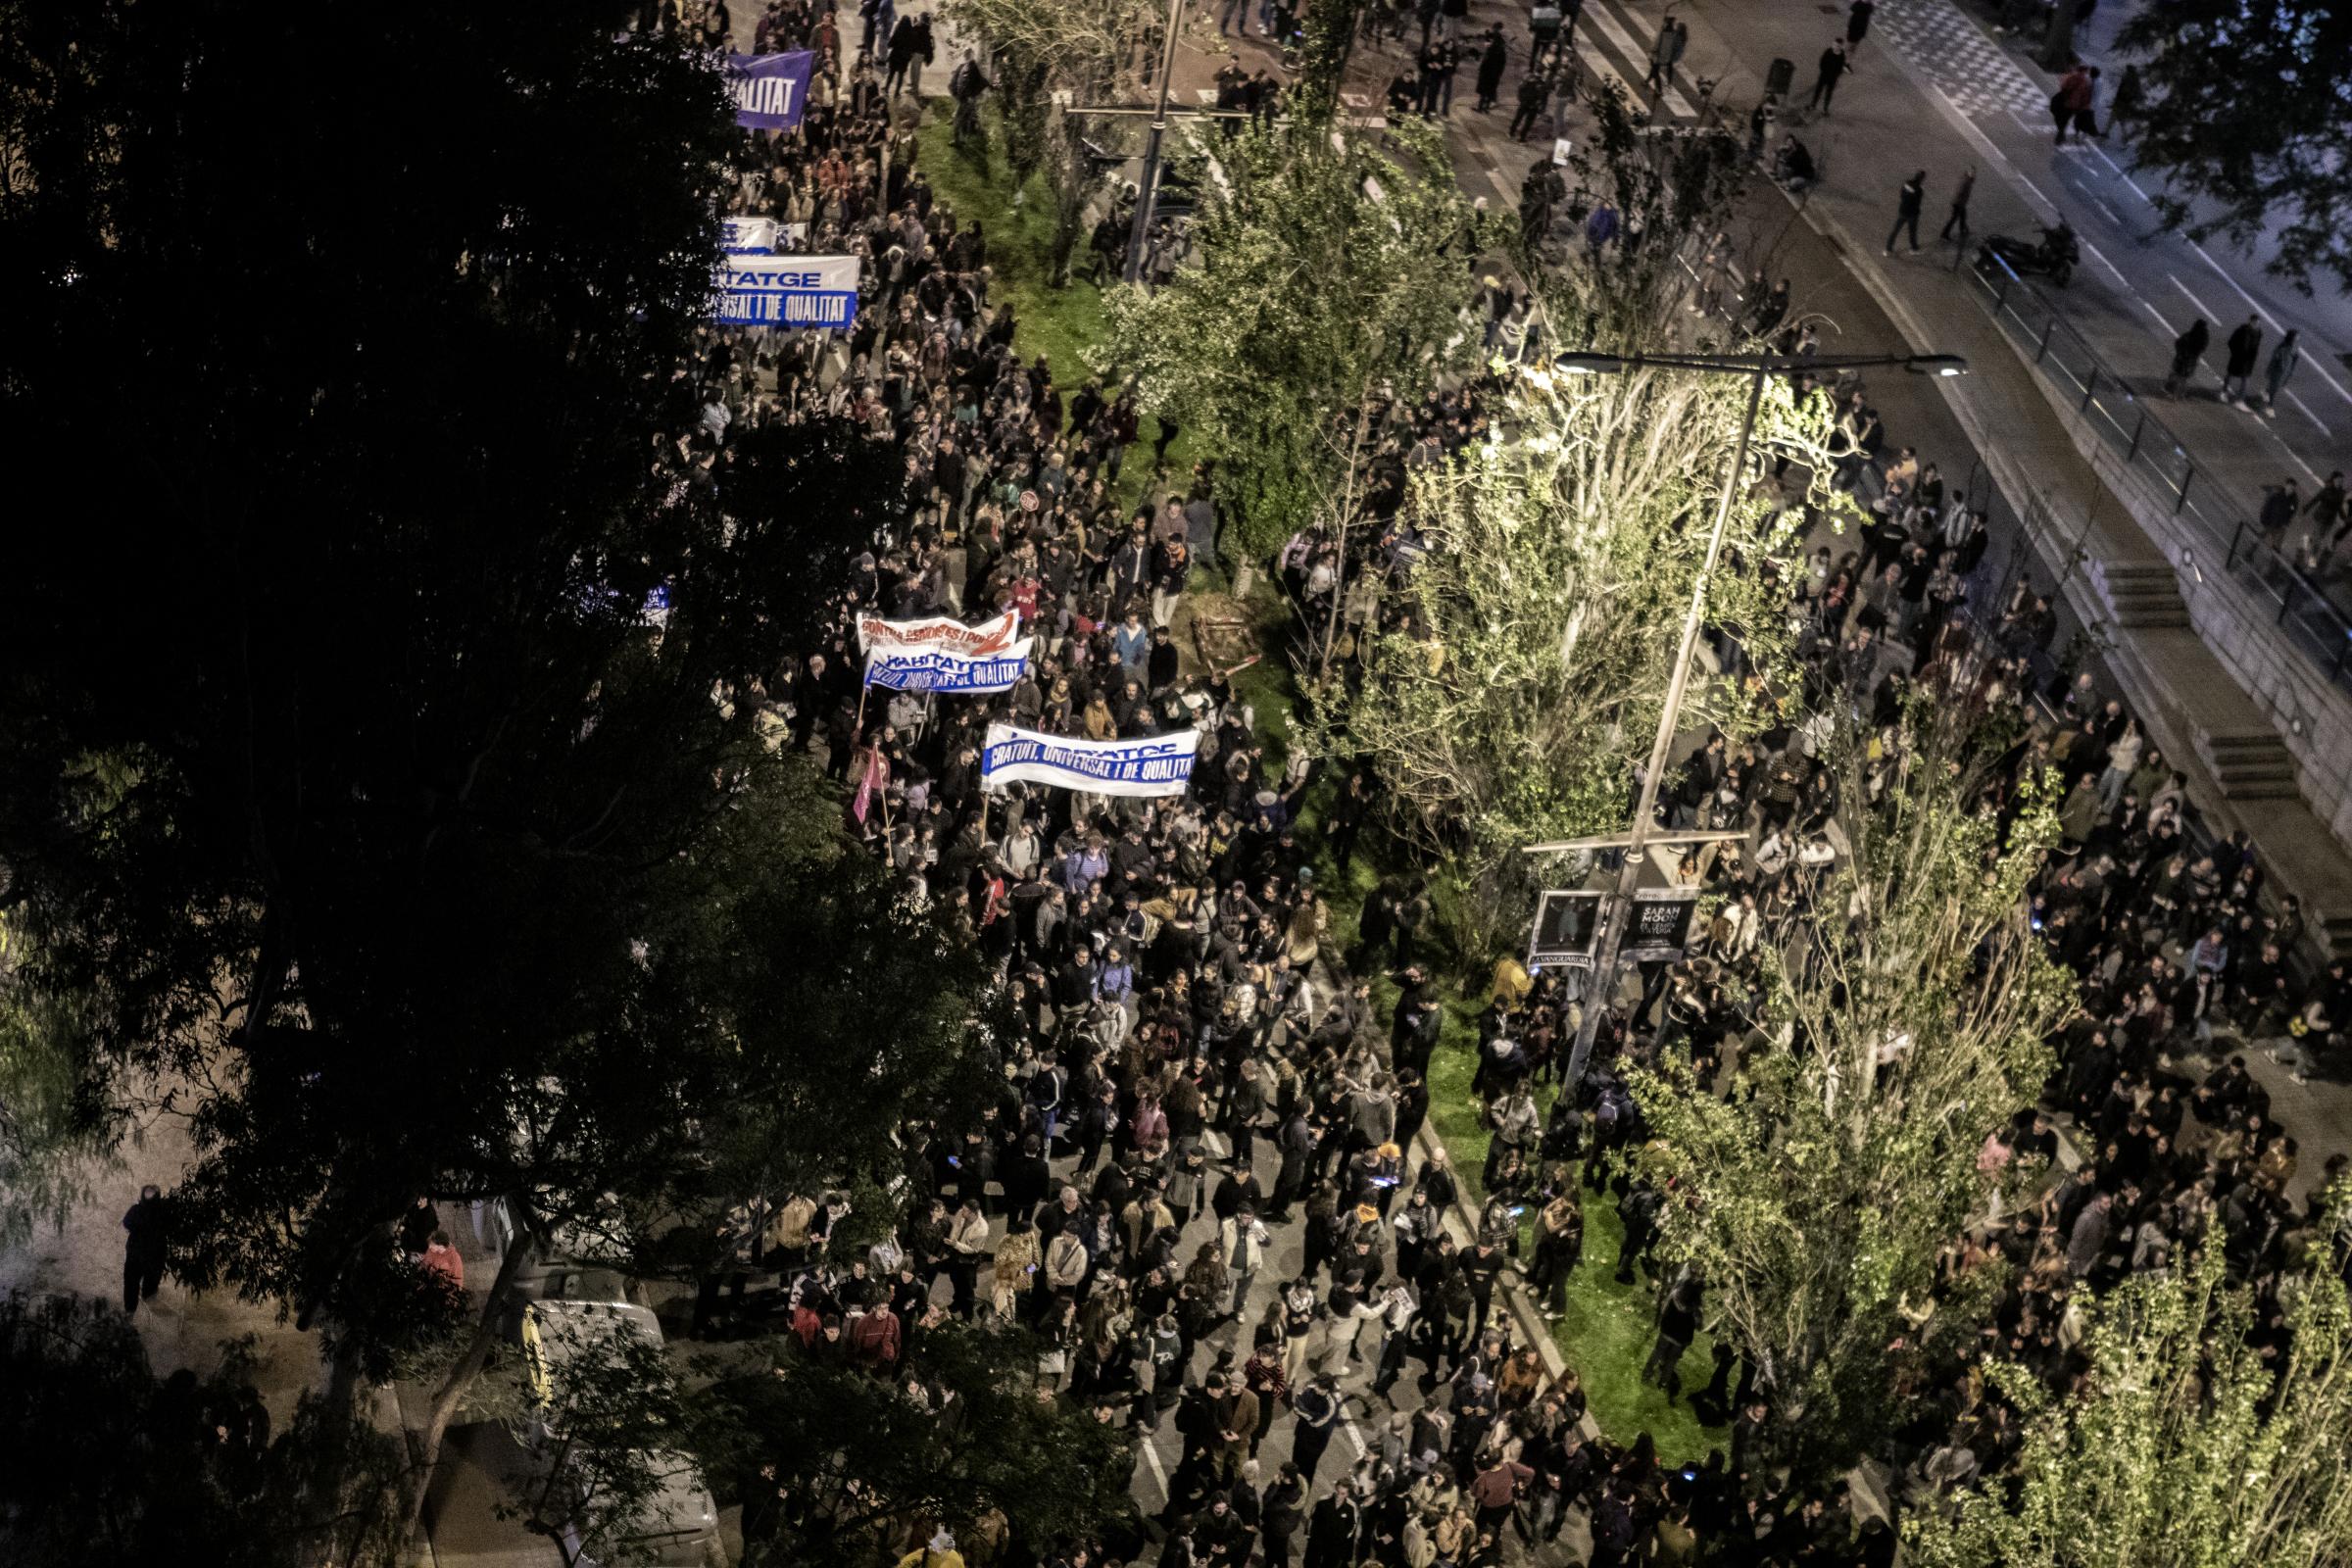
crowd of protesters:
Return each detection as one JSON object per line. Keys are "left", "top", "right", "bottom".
{"left": 595, "top": 2, "right": 2352, "bottom": 1565}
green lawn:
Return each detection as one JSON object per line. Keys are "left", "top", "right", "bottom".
{"left": 911, "top": 104, "right": 1193, "bottom": 514}
{"left": 1242, "top": 599, "right": 1729, "bottom": 1465}
{"left": 913, "top": 117, "right": 1726, "bottom": 1460}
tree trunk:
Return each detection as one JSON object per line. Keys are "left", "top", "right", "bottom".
{"left": 1317, "top": 400, "right": 1374, "bottom": 682}
{"left": 2036, "top": 1, "right": 2077, "bottom": 72}
{"left": 396, "top": 1234, "right": 530, "bottom": 1549}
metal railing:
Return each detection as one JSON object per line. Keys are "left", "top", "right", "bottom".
{"left": 1962, "top": 251, "right": 2352, "bottom": 691}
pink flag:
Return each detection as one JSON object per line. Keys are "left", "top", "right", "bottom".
{"left": 851, "top": 745, "right": 889, "bottom": 824}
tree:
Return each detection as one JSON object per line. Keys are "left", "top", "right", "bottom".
{"left": 1311, "top": 359, "right": 1822, "bottom": 948}
{"left": 1629, "top": 712, "right": 2077, "bottom": 1479}
{"left": 1094, "top": 116, "right": 1490, "bottom": 559}
{"left": 2037, "top": 0, "right": 2080, "bottom": 72}
{"left": 1908, "top": 1187, "right": 2352, "bottom": 1568}
{"left": 2114, "top": 1, "right": 2352, "bottom": 293}
{"left": 0, "top": 0, "right": 997, "bottom": 1540}
{"left": 1290, "top": 0, "right": 1369, "bottom": 123}
{"left": 0, "top": 1293, "right": 409, "bottom": 1568}
{"left": 696, "top": 1320, "right": 1136, "bottom": 1568}
{"left": 0, "top": 919, "right": 120, "bottom": 1250}
{"left": 1300, "top": 90, "right": 1774, "bottom": 943}
{"left": 945, "top": 0, "right": 1159, "bottom": 285}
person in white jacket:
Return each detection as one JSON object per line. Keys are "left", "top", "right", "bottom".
{"left": 1218, "top": 1207, "right": 1269, "bottom": 1317}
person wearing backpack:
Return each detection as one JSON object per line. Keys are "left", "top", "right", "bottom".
{"left": 1290, "top": 1372, "right": 1343, "bottom": 1482}
{"left": 948, "top": 51, "right": 989, "bottom": 146}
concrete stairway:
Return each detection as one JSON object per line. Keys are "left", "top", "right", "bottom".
{"left": 2194, "top": 726, "right": 2303, "bottom": 802}
{"left": 2092, "top": 561, "right": 2191, "bottom": 629}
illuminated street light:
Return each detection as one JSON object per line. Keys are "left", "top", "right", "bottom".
{"left": 1549, "top": 344, "right": 1967, "bottom": 1089}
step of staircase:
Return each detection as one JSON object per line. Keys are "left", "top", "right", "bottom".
{"left": 2092, "top": 561, "right": 2191, "bottom": 628}
{"left": 2194, "top": 726, "right": 2303, "bottom": 800}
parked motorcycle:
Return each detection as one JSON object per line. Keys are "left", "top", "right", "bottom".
{"left": 1978, "top": 220, "right": 2080, "bottom": 287}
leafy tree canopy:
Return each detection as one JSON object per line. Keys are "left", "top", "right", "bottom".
{"left": 2116, "top": 0, "right": 2352, "bottom": 293}
{"left": 1094, "top": 117, "right": 1491, "bottom": 556}
{"left": 1909, "top": 1186, "right": 2352, "bottom": 1568}
{"left": 1632, "top": 711, "right": 2076, "bottom": 1478}
{"left": 0, "top": 0, "right": 1002, "bottom": 1536}
{"left": 697, "top": 1320, "right": 1137, "bottom": 1568}
{"left": 0, "top": 1294, "right": 410, "bottom": 1568}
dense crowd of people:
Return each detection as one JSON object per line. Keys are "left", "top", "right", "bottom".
{"left": 621, "top": 3, "right": 2347, "bottom": 1565}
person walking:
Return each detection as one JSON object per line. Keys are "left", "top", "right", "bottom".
{"left": 122, "top": 1184, "right": 170, "bottom": 1317}
{"left": 2051, "top": 63, "right": 2093, "bottom": 144}
{"left": 1846, "top": 0, "right": 1876, "bottom": 54}
{"left": 2223, "top": 315, "right": 2264, "bottom": 405}
{"left": 948, "top": 51, "right": 989, "bottom": 146}
{"left": 1808, "top": 40, "right": 1850, "bottom": 116}
{"left": 1508, "top": 69, "right": 1552, "bottom": 141}
{"left": 2307, "top": 470, "right": 2349, "bottom": 550}
{"left": 1940, "top": 165, "right": 1976, "bottom": 243}
{"left": 2163, "top": 317, "right": 2210, "bottom": 396}
{"left": 1473, "top": 26, "right": 1507, "bottom": 112}
{"left": 1528, "top": 0, "right": 1566, "bottom": 71}
{"left": 2257, "top": 478, "right": 2301, "bottom": 553}
{"left": 2261, "top": 327, "right": 2302, "bottom": 416}
{"left": 1218, "top": 1205, "right": 1269, "bottom": 1318}
{"left": 1885, "top": 170, "right": 1926, "bottom": 254}
{"left": 1645, "top": 17, "right": 1688, "bottom": 97}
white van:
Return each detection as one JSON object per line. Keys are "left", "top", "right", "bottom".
{"left": 517, "top": 1300, "right": 722, "bottom": 1567}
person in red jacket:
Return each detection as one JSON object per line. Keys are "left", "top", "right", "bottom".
{"left": 420, "top": 1230, "right": 466, "bottom": 1293}
{"left": 848, "top": 1305, "right": 902, "bottom": 1369}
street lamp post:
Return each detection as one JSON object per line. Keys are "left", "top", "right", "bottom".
{"left": 1550, "top": 349, "right": 1968, "bottom": 1092}
{"left": 1122, "top": 0, "right": 1189, "bottom": 285}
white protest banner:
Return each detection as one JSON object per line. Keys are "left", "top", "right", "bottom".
{"left": 981, "top": 724, "right": 1201, "bottom": 799}
{"left": 722, "top": 216, "right": 780, "bottom": 254}
{"left": 856, "top": 610, "right": 1020, "bottom": 659}
{"left": 715, "top": 253, "right": 859, "bottom": 328}
{"left": 863, "top": 640, "right": 1034, "bottom": 693}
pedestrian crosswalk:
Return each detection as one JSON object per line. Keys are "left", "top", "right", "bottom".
{"left": 1872, "top": 0, "right": 2052, "bottom": 119}
{"left": 1570, "top": 0, "right": 1710, "bottom": 124}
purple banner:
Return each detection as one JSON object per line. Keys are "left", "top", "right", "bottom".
{"left": 727, "top": 52, "right": 814, "bottom": 131}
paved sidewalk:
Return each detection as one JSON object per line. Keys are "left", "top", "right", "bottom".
{"left": 0, "top": 1083, "right": 327, "bottom": 1429}
{"left": 1641, "top": 0, "right": 2352, "bottom": 898}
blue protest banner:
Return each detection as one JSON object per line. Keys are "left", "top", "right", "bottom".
{"left": 726, "top": 52, "right": 815, "bottom": 130}
{"left": 863, "top": 643, "right": 1033, "bottom": 694}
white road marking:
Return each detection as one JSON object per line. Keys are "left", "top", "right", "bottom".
{"left": 2192, "top": 247, "right": 2282, "bottom": 334}
{"left": 1580, "top": 0, "right": 1697, "bottom": 120}
{"left": 2270, "top": 440, "right": 2326, "bottom": 487}
{"left": 2137, "top": 298, "right": 2176, "bottom": 332}
{"left": 2013, "top": 170, "right": 2059, "bottom": 216}
{"left": 2086, "top": 145, "right": 2156, "bottom": 204}
{"left": 2082, "top": 239, "right": 2128, "bottom": 285}
{"left": 2169, "top": 271, "right": 2223, "bottom": 322}
{"left": 2285, "top": 390, "right": 2330, "bottom": 436}
{"left": 2090, "top": 196, "right": 2124, "bottom": 227}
